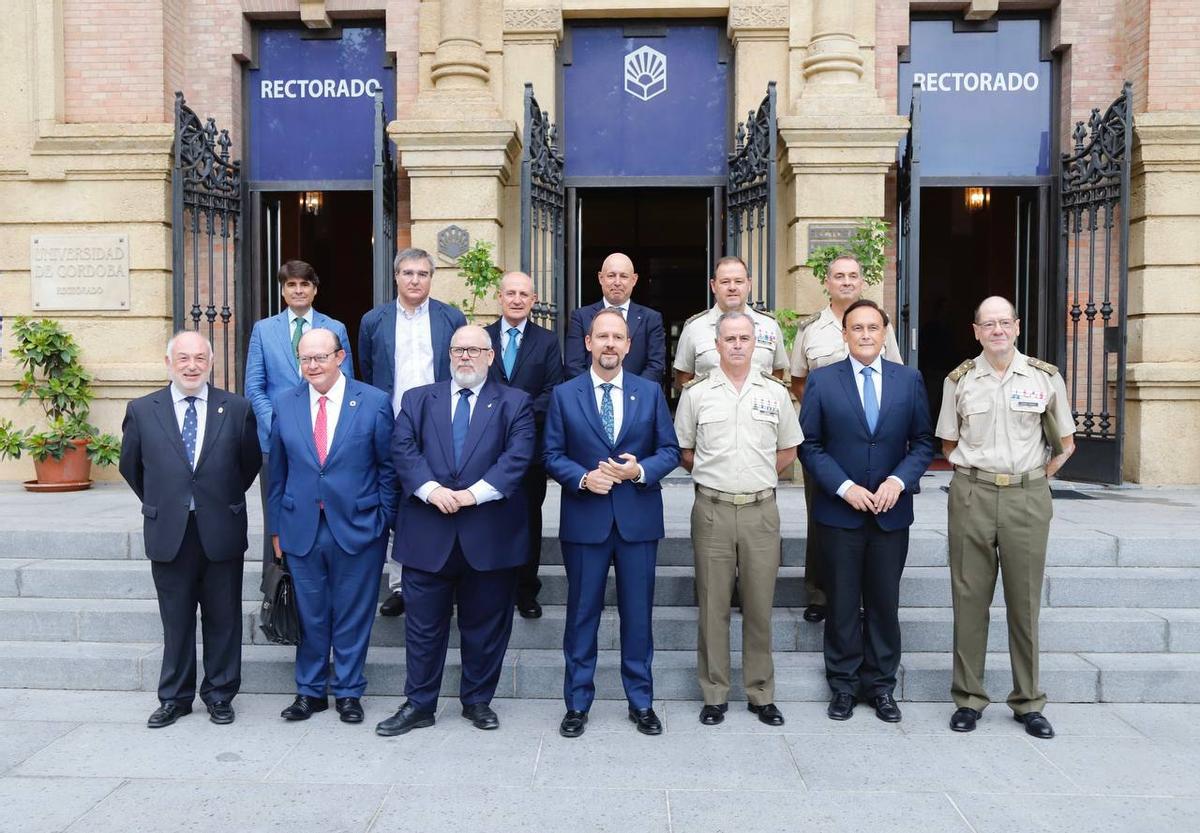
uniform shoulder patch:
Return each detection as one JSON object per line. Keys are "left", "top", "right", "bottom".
{"left": 760, "top": 371, "right": 788, "bottom": 387}
{"left": 684, "top": 310, "right": 707, "bottom": 326}
{"left": 1026, "top": 357, "right": 1059, "bottom": 376}
{"left": 947, "top": 359, "right": 975, "bottom": 382}
{"left": 682, "top": 373, "right": 709, "bottom": 390}
{"left": 797, "top": 311, "right": 822, "bottom": 330}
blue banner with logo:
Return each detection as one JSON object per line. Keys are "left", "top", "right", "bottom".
{"left": 564, "top": 24, "right": 729, "bottom": 179}
{"left": 247, "top": 26, "right": 395, "bottom": 184}
{"left": 899, "top": 19, "right": 1051, "bottom": 177}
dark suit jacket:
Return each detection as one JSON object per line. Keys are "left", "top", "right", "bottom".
{"left": 119, "top": 384, "right": 261, "bottom": 562}
{"left": 564, "top": 300, "right": 665, "bottom": 383}
{"left": 357, "top": 298, "right": 467, "bottom": 399}
{"left": 543, "top": 371, "right": 680, "bottom": 544}
{"left": 267, "top": 377, "right": 398, "bottom": 556}
{"left": 484, "top": 318, "right": 563, "bottom": 456}
{"left": 799, "top": 357, "right": 934, "bottom": 531}
{"left": 392, "top": 380, "right": 536, "bottom": 572}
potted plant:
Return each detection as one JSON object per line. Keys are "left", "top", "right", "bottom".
{"left": 0, "top": 317, "right": 121, "bottom": 491}
{"left": 453, "top": 240, "right": 503, "bottom": 320}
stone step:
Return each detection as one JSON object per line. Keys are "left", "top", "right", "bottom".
{"left": 5, "top": 640, "right": 1199, "bottom": 702}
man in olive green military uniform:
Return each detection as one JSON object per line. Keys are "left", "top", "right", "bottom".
{"left": 674, "top": 311, "right": 801, "bottom": 727}
{"left": 673, "top": 256, "right": 789, "bottom": 390}
{"left": 789, "top": 254, "right": 902, "bottom": 623}
{"left": 936, "top": 296, "right": 1075, "bottom": 739}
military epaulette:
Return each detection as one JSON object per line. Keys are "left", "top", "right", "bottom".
{"left": 1026, "top": 357, "right": 1059, "bottom": 376}
{"left": 684, "top": 310, "right": 708, "bottom": 326}
{"left": 797, "top": 311, "right": 822, "bottom": 330}
{"left": 755, "top": 308, "right": 777, "bottom": 320}
{"left": 947, "top": 359, "right": 975, "bottom": 382}
{"left": 760, "top": 371, "right": 788, "bottom": 387}
{"left": 682, "top": 373, "right": 709, "bottom": 390}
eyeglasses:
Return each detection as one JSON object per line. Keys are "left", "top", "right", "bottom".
{"left": 450, "top": 346, "right": 492, "bottom": 358}
{"left": 976, "top": 319, "right": 1016, "bottom": 331}
{"left": 299, "top": 353, "right": 338, "bottom": 365}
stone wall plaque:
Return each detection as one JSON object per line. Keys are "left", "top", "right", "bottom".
{"left": 437, "top": 225, "right": 470, "bottom": 261}
{"left": 806, "top": 224, "right": 857, "bottom": 256}
{"left": 30, "top": 233, "right": 130, "bottom": 311}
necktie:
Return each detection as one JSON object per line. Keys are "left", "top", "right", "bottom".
{"left": 861, "top": 366, "right": 879, "bottom": 433}
{"left": 503, "top": 327, "right": 519, "bottom": 377}
{"left": 453, "top": 388, "right": 472, "bottom": 467}
{"left": 600, "top": 383, "right": 615, "bottom": 444}
{"left": 606, "top": 306, "right": 625, "bottom": 319}
{"left": 181, "top": 396, "right": 198, "bottom": 469}
{"left": 314, "top": 395, "right": 329, "bottom": 465}
{"left": 291, "top": 317, "right": 305, "bottom": 360}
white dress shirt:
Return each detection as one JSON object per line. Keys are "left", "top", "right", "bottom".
{"left": 171, "top": 382, "right": 208, "bottom": 469}
{"left": 836, "top": 353, "right": 905, "bottom": 498}
{"left": 392, "top": 298, "right": 435, "bottom": 415}
{"left": 415, "top": 379, "right": 502, "bottom": 505}
{"left": 604, "top": 300, "right": 630, "bottom": 318}
{"left": 309, "top": 372, "right": 346, "bottom": 457}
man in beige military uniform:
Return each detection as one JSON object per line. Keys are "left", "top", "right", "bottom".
{"left": 673, "top": 256, "right": 789, "bottom": 390}
{"left": 789, "top": 254, "right": 902, "bottom": 624}
{"left": 936, "top": 296, "right": 1075, "bottom": 740}
{"left": 675, "top": 311, "right": 802, "bottom": 727}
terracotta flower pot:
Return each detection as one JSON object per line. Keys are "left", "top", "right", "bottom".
{"left": 27, "top": 439, "right": 93, "bottom": 492}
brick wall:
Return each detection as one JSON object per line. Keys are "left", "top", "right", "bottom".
{"left": 1144, "top": 0, "right": 1200, "bottom": 111}
{"left": 63, "top": 0, "right": 169, "bottom": 122}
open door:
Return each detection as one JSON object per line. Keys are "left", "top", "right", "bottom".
{"left": 896, "top": 84, "right": 921, "bottom": 366}
{"left": 371, "top": 92, "right": 397, "bottom": 308}
{"left": 519, "top": 83, "right": 566, "bottom": 342}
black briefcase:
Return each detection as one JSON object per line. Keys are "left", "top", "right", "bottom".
{"left": 259, "top": 558, "right": 301, "bottom": 646}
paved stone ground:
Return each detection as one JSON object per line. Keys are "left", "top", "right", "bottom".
{"left": 2, "top": 689, "right": 1199, "bottom": 833}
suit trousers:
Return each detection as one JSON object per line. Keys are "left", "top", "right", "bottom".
{"left": 562, "top": 528, "right": 657, "bottom": 712}
{"left": 150, "top": 513, "right": 243, "bottom": 706}
{"left": 516, "top": 466, "right": 549, "bottom": 604}
{"left": 818, "top": 518, "right": 909, "bottom": 698}
{"left": 801, "top": 465, "right": 827, "bottom": 606}
{"left": 402, "top": 541, "right": 518, "bottom": 712}
{"left": 692, "top": 490, "right": 781, "bottom": 706}
{"left": 288, "top": 515, "right": 387, "bottom": 698}
{"left": 948, "top": 472, "right": 1051, "bottom": 715}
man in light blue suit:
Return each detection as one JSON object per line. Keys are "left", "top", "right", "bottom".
{"left": 268, "top": 328, "right": 397, "bottom": 726}
{"left": 245, "top": 260, "right": 353, "bottom": 585}
{"left": 544, "top": 308, "right": 680, "bottom": 738}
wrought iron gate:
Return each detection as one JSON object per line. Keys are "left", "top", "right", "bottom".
{"left": 726, "top": 82, "right": 777, "bottom": 310}
{"left": 1056, "top": 82, "right": 1132, "bottom": 485}
{"left": 372, "top": 92, "right": 398, "bottom": 308}
{"left": 896, "top": 84, "right": 921, "bottom": 365}
{"left": 172, "top": 92, "right": 242, "bottom": 389}
{"left": 519, "top": 84, "right": 565, "bottom": 337}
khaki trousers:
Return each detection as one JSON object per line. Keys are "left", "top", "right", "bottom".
{"left": 948, "top": 471, "right": 1052, "bottom": 714}
{"left": 692, "top": 490, "right": 781, "bottom": 706}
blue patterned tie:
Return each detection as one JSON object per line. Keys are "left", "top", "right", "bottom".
{"left": 861, "top": 367, "right": 879, "bottom": 433}
{"left": 452, "top": 388, "right": 472, "bottom": 467}
{"left": 503, "top": 327, "right": 519, "bottom": 377}
{"left": 181, "top": 396, "right": 198, "bottom": 469}
{"left": 600, "top": 383, "right": 615, "bottom": 444}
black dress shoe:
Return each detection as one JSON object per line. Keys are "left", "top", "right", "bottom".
{"left": 699, "top": 704, "right": 728, "bottom": 725}
{"left": 748, "top": 702, "right": 785, "bottom": 726}
{"left": 559, "top": 710, "right": 588, "bottom": 738}
{"left": 1015, "top": 711, "right": 1055, "bottom": 739}
{"left": 803, "top": 604, "right": 826, "bottom": 623}
{"left": 206, "top": 701, "right": 235, "bottom": 725}
{"left": 950, "top": 707, "right": 981, "bottom": 733}
{"left": 827, "top": 693, "right": 855, "bottom": 721}
{"left": 281, "top": 695, "right": 329, "bottom": 721}
{"left": 869, "top": 692, "right": 902, "bottom": 723}
{"left": 336, "top": 697, "right": 364, "bottom": 724}
{"left": 516, "top": 598, "right": 543, "bottom": 619}
{"left": 147, "top": 702, "right": 192, "bottom": 729}
{"left": 375, "top": 700, "right": 435, "bottom": 736}
{"left": 462, "top": 702, "right": 500, "bottom": 730}
{"left": 628, "top": 707, "right": 663, "bottom": 735}
{"left": 380, "top": 592, "right": 405, "bottom": 617}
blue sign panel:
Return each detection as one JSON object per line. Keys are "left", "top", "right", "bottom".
{"left": 899, "top": 19, "right": 1051, "bottom": 177}
{"left": 248, "top": 26, "right": 395, "bottom": 184}
{"left": 564, "top": 24, "right": 729, "bottom": 179}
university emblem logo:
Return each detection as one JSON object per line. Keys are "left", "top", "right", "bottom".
{"left": 624, "top": 46, "right": 667, "bottom": 102}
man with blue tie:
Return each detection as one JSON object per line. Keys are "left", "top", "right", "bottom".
{"left": 376, "top": 325, "right": 535, "bottom": 736}
{"left": 245, "top": 260, "right": 353, "bottom": 585}
{"left": 485, "top": 271, "right": 564, "bottom": 618}
{"left": 564, "top": 252, "right": 666, "bottom": 383}
{"left": 358, "top": 247, "right": 467, "bottom": 617}
{"left": 799, "top": 299, "right": 934, "bottom": 723}
{"left": 544, "top": 308, "right": 681, "bottom": 737}
{"left": 268, "top": 328, "right": 398, "bottom": 725}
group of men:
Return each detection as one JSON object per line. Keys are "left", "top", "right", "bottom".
{"left": 118, "top": 244, "right": 1075, "bottom": 741}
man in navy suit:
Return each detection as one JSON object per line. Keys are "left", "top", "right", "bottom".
{"left": 358, "top": 247, "right": 467, "bottom": 616}
{"left": 245, "top": 260, "right": 353, "bottom": 585}
{"left": 544, "top": 308, "right": 680, "bottom": 738}
{"left": 564, "top": 252, "right": 665, "bottom": 383}
{"left": 485, "top": 271, "right": 564, "bottom": 618}
{"left": 799, "top": 299, "right": 934, "bottom": 724}
{"left": 268, "top": 328, "right": 398, "bottom": 725}
{"left": 376, "top": 325, "right": 535, "bottom": 736}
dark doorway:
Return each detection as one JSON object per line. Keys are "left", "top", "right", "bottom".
{"left": 917, "top": 185, "right": 1048, "bottom": 417}
{"left": 257, "top": 190, "right": 375, "bottom": 366}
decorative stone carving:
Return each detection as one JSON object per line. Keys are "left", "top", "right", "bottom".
{"left": 438, "top": 225, "right": 471, "bottom": 261}
{"left": 729, "top": 3, "right": 789, "bottom": 30}
{"left": 503, "top": 7, "right": 561, "bottom": 34}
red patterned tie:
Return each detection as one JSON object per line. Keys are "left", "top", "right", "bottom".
{"left": 314, "top": 396, "right": 329, "bottom": 465}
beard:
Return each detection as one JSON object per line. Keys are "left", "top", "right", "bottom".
{"left": 453, "top": 365, "right": 488, "bottom": 388}
{"left": 596, "top": 352, "right": 622, "bottom": 370}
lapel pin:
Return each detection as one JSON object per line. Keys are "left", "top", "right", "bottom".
{"left": 630, "top": 395, "right": 636, "bottom": 401}
{"left": 217, "top": 406, "right": 224, "bottom": 414}
{"left": 488, "top": 402, "right": 494, "bottom": 408}
{"left": 349, "top": 400, "right": 357, "bottom": 407}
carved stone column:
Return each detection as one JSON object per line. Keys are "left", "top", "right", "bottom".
{"left": 801, "top": 0, "right": 863, "bottom": 88}
{"left": 431, "top": 0, "right": 490, "bottom": 90}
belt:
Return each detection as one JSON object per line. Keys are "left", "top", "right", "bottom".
{"left": 695, "top": 485, "right": 775, "bottom": 506}
{"left": 955, "top": 466, "right": 1046, "bottom": 487}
